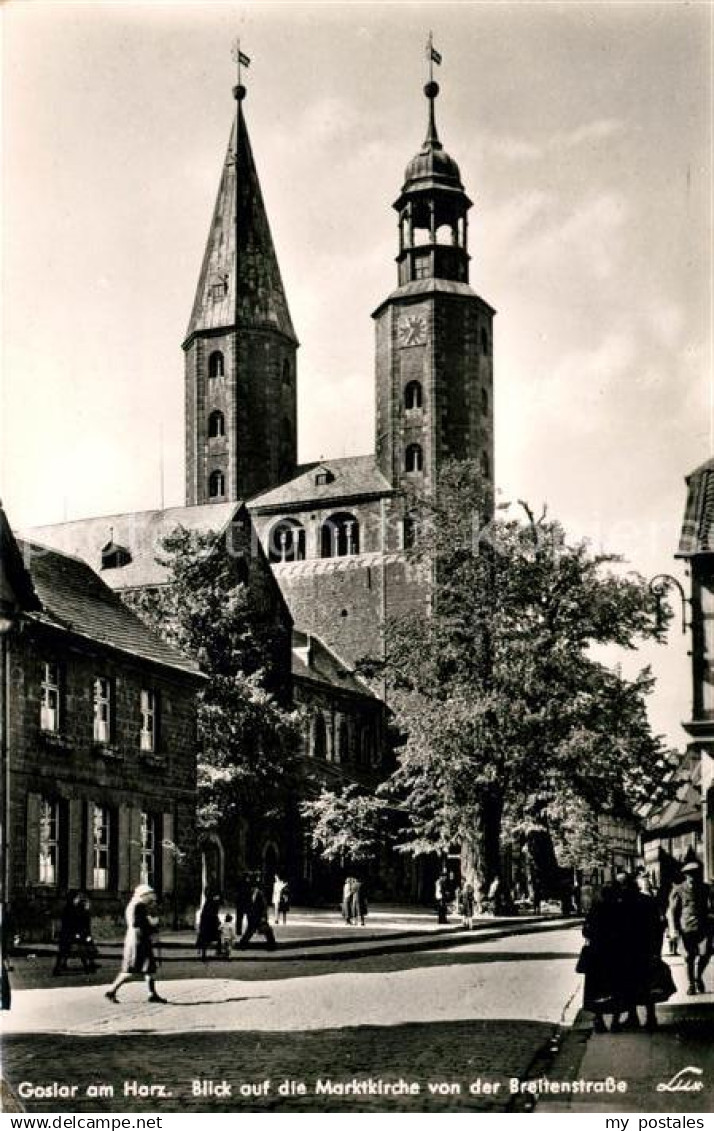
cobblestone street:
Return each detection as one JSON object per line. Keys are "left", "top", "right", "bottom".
{"left": 2, "top": 919, "right": 580, "bottom": 1113}
{"left": 4, "top": 917, "right": 713, "bottom": 1115}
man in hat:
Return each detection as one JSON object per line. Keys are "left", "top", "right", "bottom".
{"left": 667, "top": 861, "right": 714, "bottom": 995}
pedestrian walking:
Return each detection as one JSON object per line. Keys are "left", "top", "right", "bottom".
{"left": 235, "top": 874, "right": 251, "bottom": 936}
{"left": 239, "top": 878, "right": 276, "bottom": 950}
{"left": 272, "top": 874, "right": 289, "bottom": 925}
{"left": 104, "top": 884, "right": 166, "bottom": 1004}
{"left": 196, "top": 892, "right": 222, "bottom": 961}
{"left": 53, "top": 892, "right": 98, "bottom": 976}
{"left": 579, "top": 881, "right": 621, "bottom": 1032}
{"left": 668, "top": 860, "right": 714, "bottom": 995}
{"left": 435, "top": 872, "right": 449, "bottom": 924}
{"left": 461, "top": 881, "right": 476, "bottom": 929}
{"left": 620, "top": 871, "right": 670, "bottom": 1031}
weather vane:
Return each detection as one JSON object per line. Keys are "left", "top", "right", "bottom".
{"left": 425, "top": 31, "right": 442, "bottom": 85}
{"left": 231, "top": 38, "right": 251, "bottom": 96}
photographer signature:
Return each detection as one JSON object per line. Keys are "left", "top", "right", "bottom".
{"left": 656, "top": 1067, "right": 704, "bottom": 1094}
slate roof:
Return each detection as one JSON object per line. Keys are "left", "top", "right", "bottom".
{"left": 291, "top": 629, "right": 378, "bottom": 700}
{"left": 0, "top": 505, "right": 42, "bottom": 613}
{"left": 184, "top": 107, "right": 297, "bottom": 346}
{"left": 249, "top": 455, "right": 394, "bottom": 512}
{"left": 26, "top": 502, "right": 240, "bottom": 591}
{"left": 677, "top": 457, "right": 714, "bottom": 557}
{"left": 17, "top": 538, "right": 200, "bottom": 677}
{"left": 372, "top": 278, "right": 496, "bottom": 318}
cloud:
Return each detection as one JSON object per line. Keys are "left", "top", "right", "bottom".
{"left": 486, "top": 118, "right": 625, "bottom": 163}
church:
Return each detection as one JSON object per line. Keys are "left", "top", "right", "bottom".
{"left": 28, "top": 55, "right": 496, "bottom": 900}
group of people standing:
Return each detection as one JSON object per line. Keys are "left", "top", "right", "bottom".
{"left": 580, "top": 861, "right": 713, "bottom": 1033}
{"left": 197, "top": 874, "right": 291, "bottom": 960}
{"left": 342, "top": 876, "right": 367, "bottom": 925}
{"left": 434, "top": 872, "right": 500, "bottom": 925}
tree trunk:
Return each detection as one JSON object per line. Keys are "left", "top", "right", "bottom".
{"left": 461, "top": 788, "right": 503, "bottom": 903}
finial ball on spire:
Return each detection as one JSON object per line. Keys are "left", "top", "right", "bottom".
{"left": 233, "top": 84, "right": 247, "bottom": 102}
{"left": 424, "top": 81, "right": 439, "bottom": 100}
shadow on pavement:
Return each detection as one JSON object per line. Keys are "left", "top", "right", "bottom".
{"left": 8, "top": 947, "right": 581, "bottom": 991}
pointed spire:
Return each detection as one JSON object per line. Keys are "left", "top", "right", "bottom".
{"left": 184, "top": 83, "right": 297, "bottom": 346}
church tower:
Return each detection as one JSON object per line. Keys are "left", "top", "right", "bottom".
{"left": 184, "top": 80, "right": 299, "bottom": 505}
{"left": 373, "top": 74, "right": 494, "bottom": 497}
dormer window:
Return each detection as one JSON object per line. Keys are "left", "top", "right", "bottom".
{"left": 314, "top": 467, "right": 334, "bottom": 487}
{"left": 100, "top": 541, "right": 132, "bottom": 570}
{"left": 209, "top": 276, "right": 228, "bottom": 303}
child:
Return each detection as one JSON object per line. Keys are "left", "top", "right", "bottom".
{"left": 219, "top": 914, "right": 237, "bottom": 959}
{"left": 461, "top": 882, "right": 475, "bottom": 930}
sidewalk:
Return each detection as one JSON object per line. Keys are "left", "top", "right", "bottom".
{"left": 11, "top": 905, "right": 577, "bottom": 970}
{"left": 539, "top": 952, "right": 714, "bottom": 1113}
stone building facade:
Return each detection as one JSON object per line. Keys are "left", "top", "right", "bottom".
{"left": 1, "top": 506, "right": 204, "bottom": 938}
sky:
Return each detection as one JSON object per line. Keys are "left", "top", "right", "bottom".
{"left": 1, "top": 1, "right": 711, "bottom": 748}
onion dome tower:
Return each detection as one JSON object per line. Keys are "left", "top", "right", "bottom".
{"left": 394, "top": 78, "right": 471, "bottom": 287}
{"left": 372, "top": 65, "right": 495, "bottom": 498}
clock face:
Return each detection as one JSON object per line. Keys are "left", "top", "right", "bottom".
{"left": 398, "top": 314, "right": 427, "bottom": 348}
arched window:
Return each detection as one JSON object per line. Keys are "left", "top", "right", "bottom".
{"left": 320, "top": 512, "right": 360, "bottom": 558}
{"left": 481, "top": 451, "right": 491, "bottom": 479}
{"left": 312, "top": 713, "right": 327, "bottom": 760}
{"left": 403, "top": 512, "right": 419, "bottom": 550}
{"left": 208, "top": 351, "right": 225, "bottom": 379}
{"left": 208, "top": 410, "right": 225, "bottom": 438}
{"left": 282, "top": 359, "right": 292, "bottom": 386}
{"left": 481, "top": 388, "right": 489, "bottom": 416}
{"left": 268, "top": 517, "right": 306, "bottom": 563}
{"left": 480, "top": 328, "right": 490, "bottom": 356}
{"left": 404, "top": 381, "right": 423, "bottom": 411}
{"left": 208, "top": 469, "right": 225, "bottom": 498}
{"left": 405, "top": 444, "right": 423, "bottom": 473}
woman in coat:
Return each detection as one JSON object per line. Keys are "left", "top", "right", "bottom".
{"left": 580, "top": 882, "right": 621, "bottom": 1032}
{"left": 196, "top": 893, "right": 222, "bottom": 961}
{"left": 104, "top": 884, "right": 166, "bottom": 1004}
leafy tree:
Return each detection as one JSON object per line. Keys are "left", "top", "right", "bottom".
{"left": 372, "top": 460, "right": 676, "bottom": 894}
{"left": 124, "top": 527, "right": 301, "bottom": 833}
{"left": 300, "top": 784, "right": 390, "bottom": 867}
